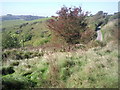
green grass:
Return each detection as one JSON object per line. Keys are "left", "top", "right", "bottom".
{"left": 1, "top": 17, "right": 51, "bottom": 28}
{"left": 2, "top": 41, "right": 118, "bottom": 88}
{"left": 2, "top": 17, "right": 51, "bottom": 47}
{"left": 101, "top": 19, "right": 118, "bottom": 42}
{"left": 1, "top": 14, "right": 118, "bottom": 88}
{"left": 1, "top": 20, "right": 26, "bottom": 28}
{"left": 28, "top": 17, "right": 52, "bottom": 23}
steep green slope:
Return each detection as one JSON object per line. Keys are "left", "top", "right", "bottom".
{"left": 2, "top": 17, "right": 51, "bottom": 48}
{"left": 1, "top": 20, "right": 26, "bottom": 28}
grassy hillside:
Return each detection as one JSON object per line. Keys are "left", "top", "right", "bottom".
{"left": 1, "top": 20, "right": 26, "bottom": 28}
{"left": 2, "top": 17, "right": 51, "bottom": 48}
{"left": 1, "top": 14, "right": 46, "bottom": 21}
{"left": 1, "top": 12, "right": 118, "bottom": 89}
{"left": 101, "top": 19, "right": 118, "bottom": 42}
{"left": 1, "top": 17, "right": 51, "bottom": 28}
{"left": 2, "top": 41, "right": 118, "bottom": 89}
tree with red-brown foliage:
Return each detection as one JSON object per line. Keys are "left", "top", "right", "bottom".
{"left": 47, "top": 6, "right": 93, "bottom": 44}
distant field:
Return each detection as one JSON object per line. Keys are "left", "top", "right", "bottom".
{"left": 28, "top": 17, "right": 51, "bottom": 23}
{"left": 1, "top": 19, "right": 26, "bottom": 28}
{"left": 1, "top": 17, "right": 51, "bottom": 28}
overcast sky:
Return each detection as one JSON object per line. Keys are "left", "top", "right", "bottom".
{"left": 0, "top": 0, "right": 119, "bottom": 16}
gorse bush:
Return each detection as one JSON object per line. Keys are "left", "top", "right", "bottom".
{"left": 47, "top": 6, "right": 92, "bottom": 44}
{"left": 33, "top": 37, "right": 51, "bottom": 47}
{"left": 2, "top": 66, "right": 15, "bottom": 75}
{"left": 2, "top": 49, "right": 43, "bottom": 60}
{"left": 2, "top": 32, "right": 21, "bottom": 49}
{"left": 2, "top": 74, "right": 36, "bottom": 90}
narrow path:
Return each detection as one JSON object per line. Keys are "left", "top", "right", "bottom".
{"left": 96, "top": 30, "right": 103, "bottom": 41}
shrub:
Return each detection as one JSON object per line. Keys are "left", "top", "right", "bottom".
{"left": 2, "top": 32, "right": 21, "bottom": 49}
{"left": 2, "top": 66, "right": 15, "bottom": 75}
{"left": 10, "top": 61, "right": 19, "bottom": 67}
{"left": 33, "top": 37, "right": 50, "bottom": 46}
{"left": 2, "top": 75, "right": 36, "bottom": 90}
{"left": 47, "top": 6, "right": 91, "bottom": 44}
{"left": 24, "top": 34, "right": 33, "bottom": 42}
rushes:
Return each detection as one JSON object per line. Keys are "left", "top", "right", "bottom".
{"left": 46, "top": 52, "right": 60, "bottom": 87}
